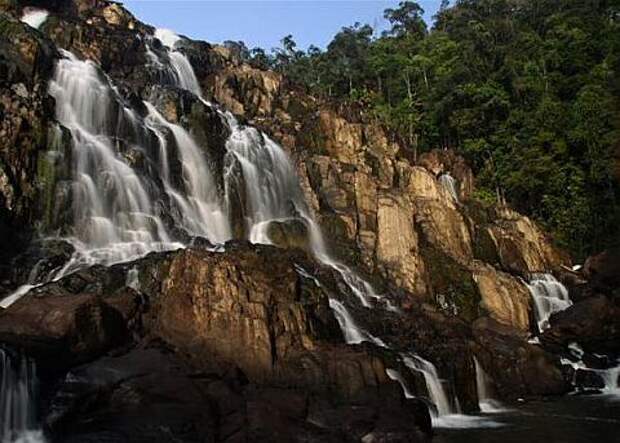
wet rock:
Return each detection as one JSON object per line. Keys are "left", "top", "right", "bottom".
{"left": 4, "top": 238, "right": 74, "bottom": 290}
{"left": 45, "top": 346, "right": 431, "bottom": 442}
{"left": 486, "top": 207, "right": 569, "bottom": 275}
{"left": 414, "top": 199, "right": 473, "bottom": 265}
{"left": 0, "top": 285, "right": 132, "bottom": 369}
{"left": 421, "top": 246, "right": 481, "bottom": 322}
{"left": 574, "top": 368, "right": 605, "bottom": 391}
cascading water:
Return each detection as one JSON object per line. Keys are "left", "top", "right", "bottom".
{"left": 439, "top": 173, "right": 459, "bottom": 203}
{"left": 145, "top": 28, "right": 486, "bottom": 426}
{"left": 526, "top": 273, "right": 571, "bottom": 331}
{"left": 0, "top": 349, "right": 43, "bottom": 443}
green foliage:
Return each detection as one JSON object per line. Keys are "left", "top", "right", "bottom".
{"left": 245, "top": 0, "right": 620, "bottom": 259}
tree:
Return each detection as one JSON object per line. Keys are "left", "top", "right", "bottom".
{"left": 383, "top": 1, "right": 427, "bottom": 39}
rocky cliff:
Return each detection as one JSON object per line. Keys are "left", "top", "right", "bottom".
{"left": 0, "top": 1, "right": 618, "bottom": 442}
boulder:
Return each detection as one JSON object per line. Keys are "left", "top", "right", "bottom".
{"left": 542, "top": 295, "right": 620, "bottom": 354}
{"left": 400, "top": 164, "right": 456, "bottom": 207}
{"left": 45, "top": 346, "right": 431, "bottom": 442}
{"left": 487, "top": 207, "right": 569, "bottom": 275}
{"left": 583, "top": 247, "right": 620, "bottom": 294}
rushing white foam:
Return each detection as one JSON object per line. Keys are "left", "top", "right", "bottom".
{"left": 20, "top": 9, "right": 49, "bottom": 29}
{"left": 154, "top": 28, "right": 182, "bottom": 49}
{"left": 402, "top": 354, "right": 453, "bottom": 417}
{"left": 0, "top": 285, "right": 35, "bottom": 309}
{"left": 561, "top": 342, "right": 620, "bottom": 395}
{"left": 45, "top": 51, "right": 188, "bottom": 273}
{"left": 386, "top": 353, "right": 503, "bottom": 428}
{"left": 526, "top": 273, "right": 571, "bottom": 331}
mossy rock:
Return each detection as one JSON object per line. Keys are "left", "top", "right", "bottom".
{"left": 421, "top": 244, "right": 481, "bottom": 322}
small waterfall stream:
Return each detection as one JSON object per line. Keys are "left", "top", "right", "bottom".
{"left": 0, "top": 349, "right": 43, "bottom": 443}
{"left": 439, "top": 173, "right": 459, "bottom": 203}
{"left": 473, "top": 356, "right": 505, "bottom": 413}
{"left": 526, "top": 273, "right": 571, "bottom": 332}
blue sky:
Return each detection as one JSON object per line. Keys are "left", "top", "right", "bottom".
{"left": 123, "top": 1, "right": 442, "bottom": 51}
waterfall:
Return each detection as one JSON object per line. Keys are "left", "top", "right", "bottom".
{"left": 20, "top": 8, "right": 49, "bottom": 29}
{"left": 0, "top": 349, "right": 44, "bottom": 443}
{"left": 473, "top": 357, "right": 505, "bottom": 413}
{"left": 526, "top": 273, "right": 571, "bottom": 331}
{"left": 1, "top": 26, "right": 495, "bottom": 429}
{"left": 439, "top": 173, "right": 459, "bottom": 203}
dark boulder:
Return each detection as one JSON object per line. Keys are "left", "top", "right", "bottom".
{"left": 584, "top": 247, "right": 620, "bottom": 296}
{"left": 542, "top": 295, "right": 620, "bottom": 354}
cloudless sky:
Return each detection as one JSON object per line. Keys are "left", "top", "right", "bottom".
{"left": 123, "top": 0, "right": 442, "bottom": 51}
